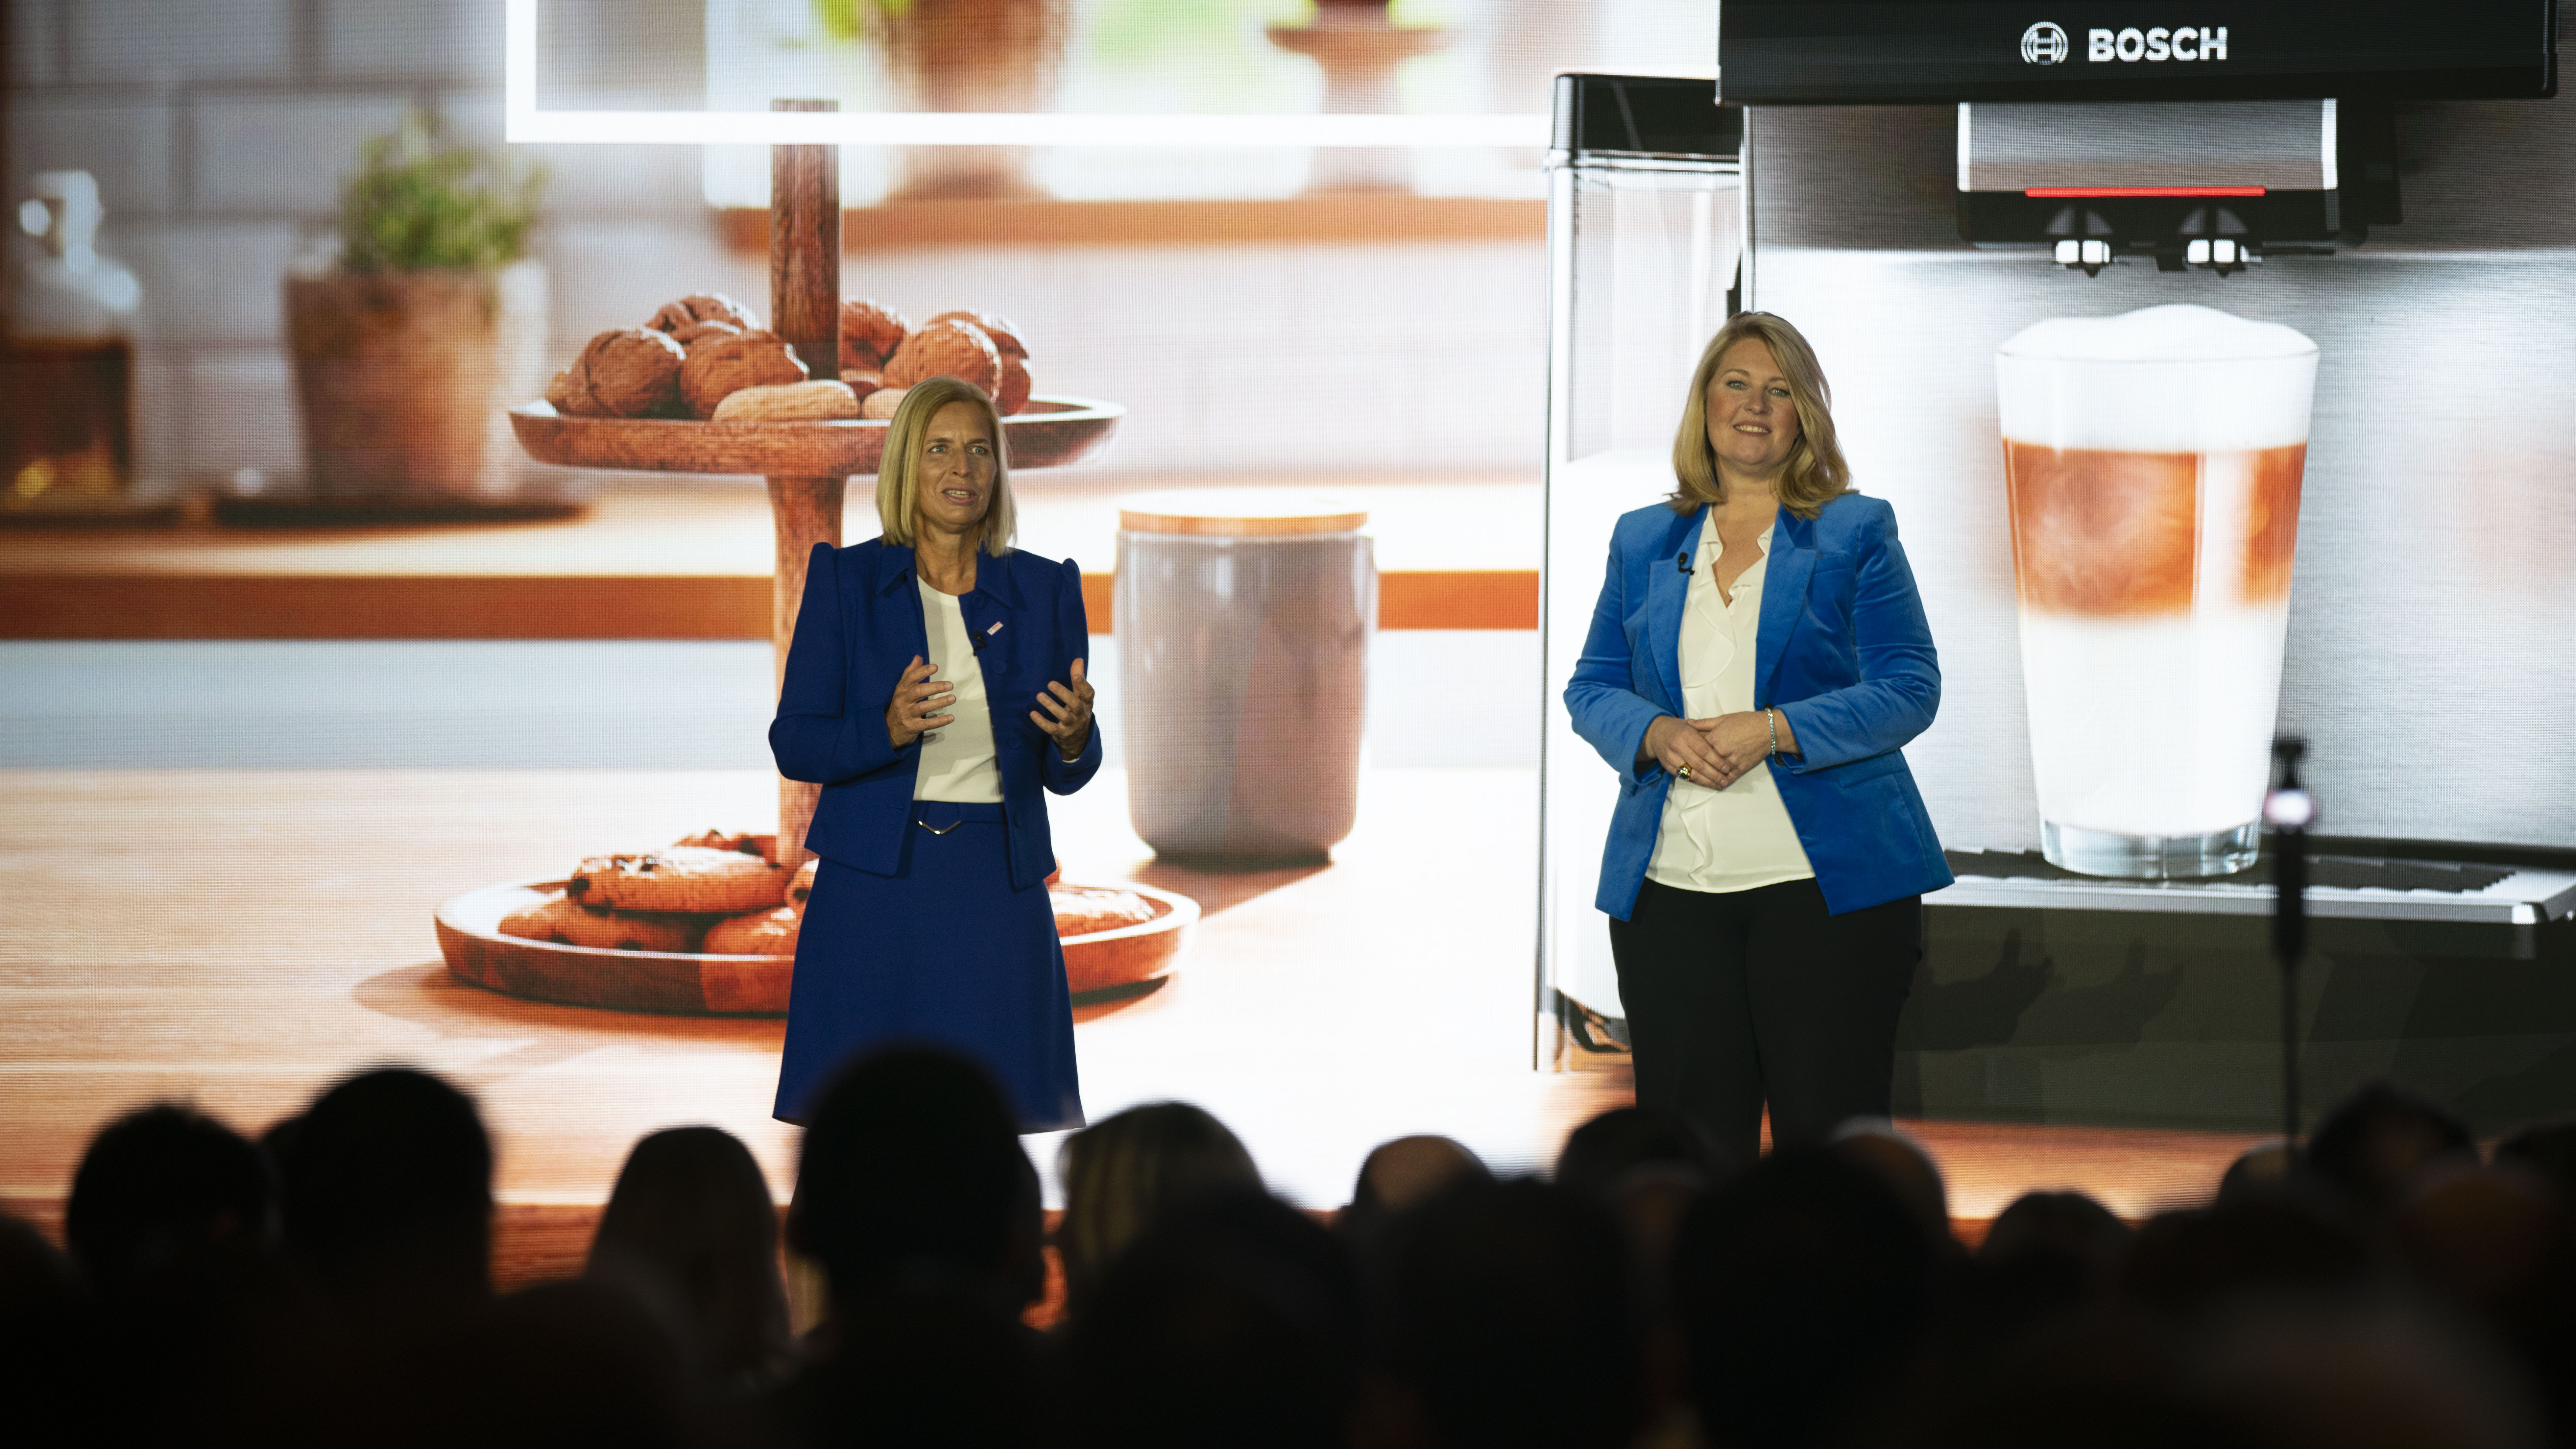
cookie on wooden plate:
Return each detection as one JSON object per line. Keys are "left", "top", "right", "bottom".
{"left": 672, "top": 829, "right": 778, "bottom": 862}
{"left": 499, "top": 893, "right": 707, "bottom": 953}
{"left": 1051, "top": 886, "right": 1160, "bottom": 938}
{"left": 567, "top": 847, "right": 788, "bottom": 914}
{"left": 705, "top": 905, "right": 801, "bottom": 957}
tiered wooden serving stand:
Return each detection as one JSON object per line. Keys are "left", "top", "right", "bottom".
{"left": 431, "top": 103, "right": 1192, "bottom": 1016}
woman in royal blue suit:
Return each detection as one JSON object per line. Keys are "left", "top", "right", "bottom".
{"left": 1563, "top": 312, "right": 1952, "bottom": 1167}
{"left": 769, "top": 375, "right": 1099, "bottom": 1132}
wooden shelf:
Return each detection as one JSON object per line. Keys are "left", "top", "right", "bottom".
{"left": 0, "top": 489, "right": 1538, "bottom": 639}
{"left": 721, "top": 194, "right": 1547, "bottom": 252}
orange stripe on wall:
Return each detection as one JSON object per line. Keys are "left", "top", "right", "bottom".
{"left": 1081, "top": 572, "right": 1116, "bottom": 633}
{"left": 0, "top": 576, "right": 771, "bottom": 640}
{"left": 1377, "top": 570, "right": 1539, "bottom": 630}
{"left": 1080, "top": 571, "right": 1536, "bottom": 634}
{"left": 0, "top": 572, "right": 1540, "bottom": 639}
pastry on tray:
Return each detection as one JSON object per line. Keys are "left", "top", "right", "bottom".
{"left": 498, "top": 826, "right": 1167, "bottom": 963}
{"left": 713, "top": 381, "right": 860, "bottom": 423}
{"left": 499, "top": 893, "right": 708, "bottom": 953}
{"left": 680, "top": 331, "right": 809, "bottom": 420}
{"left": 926, "top": 310, "right": 1026, "bottom": 361}
{"left": 706, "top": 905, "right": 801, "bottom": 957}
{"left": 883, "top": 318, "right": 1002, "bottom": 396}
{"left": 839, "top": 298, "right": 912, "bottom": 371}
{"left": 672, "top": 829, "right": 778, "bottom": 861}
{"left": 650, "top": 292, "right": 760, "bottom": 336}
{"left": 548, "top": 328, "right": 686, "bottom": 419}
{"left": 1050, "top": 886, "right": 1161, "bottom": 938}
{"left": 545, "top": 294, "right": 1041, "bottom": 421}
{"left": 566, "top": 846, "right": 790, "bottom": 914}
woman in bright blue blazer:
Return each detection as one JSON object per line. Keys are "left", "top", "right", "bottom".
{"left": 1563, "top": 312, "right": 1950, "bottom": 1166}
{"left": 769, "top": 376, "right": 1100, "bottom": 1133}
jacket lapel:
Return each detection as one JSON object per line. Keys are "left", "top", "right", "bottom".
{"left": 1755, "top": 507, "right": 1817, "bottom": 707}
{"left": 1644, "top": 508, "right": 1700, "bottom": 714}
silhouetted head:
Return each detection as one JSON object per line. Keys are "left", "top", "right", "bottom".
{"left": 2119, "top": 1196, "right": 2373, "bottom": 1324}
{"left": 1063, "top": 1192, "right": 1361, "bottom": 1449}
{"left": 2305, "top": 1081, "right": 2475, "bottom": 1219}
{"left": 2494, "top": 1119, "right": 2576, "bottom": 1208}
{"left": 788, "top": 1047, "right": 1039, "bottom": 1313}
{"left": 1554, "top": 1106, "right": 1720, "bottom": 1201}
{"left": 2217, "top": 1142, "right": 2297, "bottom": 1204}
{"left": 279, "top": 1068, "right": 493, "bottom": 1315}
{"left": 1674, "top": 1148, "right": 1936, "bottom": 1449}
{"left": 1341, "top": 1135, "right": 1489, "bottom": 1246}
{"left": 415, "top": 1279, "right": 699, "bottom": 1449}
{"left": 2197, "top": 1298, "right": 2543, "bottom": 1449}
{"left": 1968, "top": 1190, "right": 2134, "bottom": 1336}
{"left": 66, "top": 1102, "right": 271, "bottom": 1294}
{"left": 1982, "top": 1190, "right": 2130, "bottom": 1282}
{"left": 1057, "top": 1101, "right": 1262, "bottom": 1315}
{"left": 0, "top": 1212, "right": 90, "bottom": 1440}
{"left": 588, "top": 1125, "right": 790, "bottom": 1390}
{"left": 1831, "top": 1120, "right": 1954, "bottom": 1249}
{"left": 1371, "top": 1176, "right": 1642, "bottom": 1449}
{"left": 2394, "top": 1166, "right": 2570, "bottom": 1320}
{"left": 804, "top": 1282, "right": 1045, "bottom": 1449}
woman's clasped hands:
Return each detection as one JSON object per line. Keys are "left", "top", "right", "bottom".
{"left": 1642, "top": 711, "right": 1782, "bottom": 790}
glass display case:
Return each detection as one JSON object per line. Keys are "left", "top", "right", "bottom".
{"left": 1539, "top": 76, "right": 1741, "bottom": 1061}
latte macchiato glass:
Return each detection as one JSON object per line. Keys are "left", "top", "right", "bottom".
{"left": 1995, "top": 305, "right": 2318, "bottom": 877}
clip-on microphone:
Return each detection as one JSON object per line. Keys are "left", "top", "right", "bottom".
{"left": 1676, "top": 550, "right": 1693, "bottom": 575}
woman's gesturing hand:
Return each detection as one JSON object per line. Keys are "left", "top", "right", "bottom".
{"left": 886, "top": 655, "right": 957, "bottom": 749}
{"left": 1032, "top": 657, "right": 1095, "bottom": 760}
{"left": 1642, "top": 715, "right": 1731, "bottom": 789}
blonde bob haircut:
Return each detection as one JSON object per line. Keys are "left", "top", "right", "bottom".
{"left": 875, "top": 375, "right": 1016, "bottom": 556}
{"left": 1670, "top": 311, "right": 1850, "bottom": 520}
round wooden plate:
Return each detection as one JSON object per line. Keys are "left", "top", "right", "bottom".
{"left": 435, "top": 876, "right": 1196, "bottom": 1017}
{"left": 507, "top": 395, "right": 1125, "bottom": 477}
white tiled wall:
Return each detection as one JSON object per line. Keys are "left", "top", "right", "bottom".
{"left": 6, "top": 0, "right": 1550, "bottom": 487}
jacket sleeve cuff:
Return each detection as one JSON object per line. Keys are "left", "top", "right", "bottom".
{"left": 1621, "top": 711, "right": 1667, "bottom": 787}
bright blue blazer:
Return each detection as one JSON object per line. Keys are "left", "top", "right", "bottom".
{"left": 770, "top": 538, "right": 1102, "bottom": 890}
{"left": 1563, "top": 492, "right": 1953, "bottom": 919}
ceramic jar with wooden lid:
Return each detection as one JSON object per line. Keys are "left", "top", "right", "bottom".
{"left": 1116, "top": 491, "right": 1375, "bottom": 863}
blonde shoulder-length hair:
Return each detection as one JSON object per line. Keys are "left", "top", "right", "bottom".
{"left": 875, "top": 375, "right": 1017, "bottom": 556}
{"left": 1669, "top": 311, "right": 1850, "bottom": 519}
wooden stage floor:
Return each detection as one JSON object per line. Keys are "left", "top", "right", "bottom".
{"left": 0, "top": 768, "right": 2262, "bottom": 1281}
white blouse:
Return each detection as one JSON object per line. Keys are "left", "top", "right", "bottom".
{"left": 1644, "top": 510, "right": 1816, "bottom": 895}
{"left": 912, "top": 580, "right": 1005, "bottom": 804}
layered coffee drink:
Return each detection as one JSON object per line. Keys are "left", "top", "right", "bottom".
{"left": 1995, "top": 305, "right": 2318, "bottom": 877}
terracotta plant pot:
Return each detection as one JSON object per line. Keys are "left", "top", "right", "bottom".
{"left": 880, "top": 0, "right": 1070, "bottom": 200}
{"left": 284, "top": 259, "right": 546, "bottom": 496}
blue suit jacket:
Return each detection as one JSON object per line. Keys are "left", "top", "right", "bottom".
{"left": 1563, "top": 492, "right": 1953, "bottom": 919}
{"left": 770, "top": 538, "right": 1102, "bottom": 889}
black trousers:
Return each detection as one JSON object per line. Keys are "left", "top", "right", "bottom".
{"left": 1608, "top": 875, "right": 1923, "bottom": 1170}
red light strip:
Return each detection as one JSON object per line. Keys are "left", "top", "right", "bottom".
{"left": 2024, "top": 185, "right": 2269, "bottom": 198}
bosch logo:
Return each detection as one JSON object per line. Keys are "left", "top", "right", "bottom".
{"left": 2086, "top": 25, "right": 2229, "bottom": 61}
{"left": 2020, "top": 22, "right": 2070, "bottom": 63}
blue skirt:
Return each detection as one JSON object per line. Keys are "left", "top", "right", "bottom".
{"left": 772, "top": 803, "right": 1084, "bottom": 1132}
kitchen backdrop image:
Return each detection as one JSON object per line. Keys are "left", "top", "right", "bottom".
{"left": 2, "top": 0, "right": 1730, "bottom": 1214}
{"left": 4, "top": 0, "right": 2573, "bottom": 1248}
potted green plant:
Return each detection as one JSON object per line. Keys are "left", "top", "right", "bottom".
{"left": 284, "top": 111, "right": 546, "bottom": 496}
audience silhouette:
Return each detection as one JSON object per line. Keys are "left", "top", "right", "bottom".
{"left": 5, "top": 1064, "right": 2575, "bottom": 1448}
